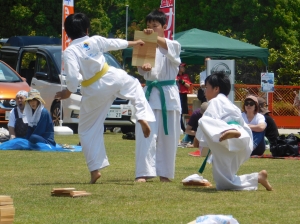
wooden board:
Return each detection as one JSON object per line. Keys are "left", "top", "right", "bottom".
{"left": 0, "top": 196, "right": 12, "bottom": 203}
{"left": 132, "top": 31, "right": 157, "bottom": 67}
{"left": 51, "top": 188, "right": 91, "bottom": 198}
{"left": 0, "top": 196, "right": 13, "bottom": 206}
{"left": 0, "top": 206, "right": 15, "bottom": 216}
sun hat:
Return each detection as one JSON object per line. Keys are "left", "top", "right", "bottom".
{"left": 257, "top": 97, "right": 271, "bottom": 114}
{"left": 25, "top": 89, "right": 45, "bottom": 104}
{"left": 244, "top": 95, "right": 258, "bottom": 104}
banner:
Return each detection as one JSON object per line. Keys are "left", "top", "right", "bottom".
{"left": 61, "top": 0, "right": 74, "bottom": 73}
{"left": 62, "top": 0, "right": 74, "bottom": 52}
{"left": 261, "top": 72, "right": 274, "bottom": 92}
{"left": 159, "top": 0, "right": 175, "bottom": 40}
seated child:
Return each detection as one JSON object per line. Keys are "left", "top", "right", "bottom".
{"left": 24, "top": 89, "right": 56, "bottom": 146}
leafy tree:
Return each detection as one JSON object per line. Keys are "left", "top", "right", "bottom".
{"left": 0, "top": 0, "right": 62, "bottom": 38}
{"left": 128, "top": 0, "right": 300, "bottom": 85}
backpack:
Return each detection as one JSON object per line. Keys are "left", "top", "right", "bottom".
{"left": 270, "top": 134, "right": 300, "bottom": 157}
{"left": 14, "top": 108, "right": 28, "bottom": 138}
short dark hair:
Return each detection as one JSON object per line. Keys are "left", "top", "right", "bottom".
{"left": 64, "top": 13, "right": 90, "bottom": 40}
{"left": 146, "top": 9, "right": 167, "bottom": 26}
{"left": 205, "top": 72, "right": 231, "bottom": 96}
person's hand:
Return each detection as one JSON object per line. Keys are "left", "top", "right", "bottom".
{"left": 55, "top": 89, "right": 72, "bottom": 100}
{"left": 134, "top": 39, "right": 145, "bottom": 46}
{"left": 141, "top": 63, "right": 152, "bottom": 71}
{"left": 179, "top": 79, "right": 186, "bottom": 85}
{"left": 143, "top": 29, "right": 154, "bottom": 35}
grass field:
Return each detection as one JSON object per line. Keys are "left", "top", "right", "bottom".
{"left": 1, "top": 132, "right": 300, "bottom": 224}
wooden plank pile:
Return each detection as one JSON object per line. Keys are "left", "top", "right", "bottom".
{"left": 0, "top": 195, "right": 15, "bottom": 224}
{"left": 51, "top": 188, "right": 91, "bottom": 198}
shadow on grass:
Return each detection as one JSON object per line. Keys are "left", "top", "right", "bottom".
{"left": 180, "top": 186, "right": 218, "bottom": 193}
{"left": 29, "top": 179, "right": 137, "bottom": 186}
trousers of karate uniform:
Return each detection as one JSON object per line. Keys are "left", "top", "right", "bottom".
{"left": 78, "top": 66, "right": 155, "bottom": 172}
{"left": 135, "top": 109, "right": 180, "bottom": 179}
{"left": 197, "top": 116, "right": 259, "bottom": 191}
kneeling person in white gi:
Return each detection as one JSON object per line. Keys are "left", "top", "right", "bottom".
{"left": 196, "top": 71, "right": 272, "bottom": 191}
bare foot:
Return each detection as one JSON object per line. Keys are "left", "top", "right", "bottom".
{"left": 90, "top": 170, "right": 101, "bottom": 184}
{"left": 138, "top": 120, "right": 151, "bottom": 138}
{"left": 258, "top": 170, "right": 273, "bottom": 191}
{"left": 135, "top": 177, "right": 147, "bottom": 183}
{"left": 160, "top": 176, "right": 171, "bottom": 182}
{"left": 219, "top": 129, "right": 241, "bottom": 142}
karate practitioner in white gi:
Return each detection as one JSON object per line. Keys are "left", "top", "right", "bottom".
{"left": 196, "top": 72, "right": 272, "bottom": 191}
{"left": 135, "top": 10, "right": 181, "bottom": 182}
{"left": 55, "top": 13, "right": 155, "bottom": 184}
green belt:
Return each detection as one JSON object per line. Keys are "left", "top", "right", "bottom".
{"left": 145, "top": 80, "right": 176, "bottom": 135}
{"left": 198, "top": 120, "right": 240, "bottom": 174}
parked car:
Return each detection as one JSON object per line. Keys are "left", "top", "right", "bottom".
{"left": 0, "top": 60, "right": 30, "bottom": 126}
{"left": 0, "top": 36, "right": 135, "bottom": 133}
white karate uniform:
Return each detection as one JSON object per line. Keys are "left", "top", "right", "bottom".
{"left": 64, "top": 36, "right": 155, "bottom": 172}
{"left": 135, "top": 39, "right": 181, "bottom": 179}
{"left": 199, "top": 70, "right": 207, "bottom": 86}
{"left": 196, "top": 94, "right": 259, "bottom": 190}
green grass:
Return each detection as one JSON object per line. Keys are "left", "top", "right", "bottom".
{"left": 1, "top": 132, "right": 300, "bottom": 224}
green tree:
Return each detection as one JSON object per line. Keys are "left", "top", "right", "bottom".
{"left": 128, "top": 0, "right": 300, "bottom": 85}
{"left": 0, "top": 0, "right": 62, "bottom": 38}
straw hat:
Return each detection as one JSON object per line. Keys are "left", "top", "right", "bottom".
{"left": 25, "top": 89, "right": 45, "bottom": 104}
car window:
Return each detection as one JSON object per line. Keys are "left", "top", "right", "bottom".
{"left": 36, "top": 55, "right": 49, "bottom": 74}
{"left": 104, "top": 53, "right": 122, "bottom": 69}
{"left": 0, "top": 62, "right": 22, "bottom": 82}
{"left": 52, "top": 51, "right": 62, "bottom": 71}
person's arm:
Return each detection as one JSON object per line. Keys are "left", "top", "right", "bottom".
{"left": 248, "top": 113, "right": 267, "bottom": 132}
{"left": 185, "top": 124, "right": 196, "bottom": 136}
{"left": 55, "top": 88, "right": 72, "bottom": 100}
{"left": 248, "top": 123, "right": 267, "bottom": 132}
{"left": 183, "top": 75, "right": 191, "bottom": 88}
{"left": 127, "top": 39, "right": 145, "bottom": 48}
{"left": 142, "top": 29, "right": 167, "bottom": 50}
{"left": 7, "top": 109, "right": 16, "bottom": 139}
{"left": 8, "top": 126, "right": 16, "bottom": 139}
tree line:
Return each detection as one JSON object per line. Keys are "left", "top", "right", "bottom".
{"left": 1, "top": 0, "right": 299, "bottom": 85}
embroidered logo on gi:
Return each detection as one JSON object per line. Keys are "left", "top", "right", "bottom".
{"left": 83, "top": 42, "right": 90, "bottom": 51}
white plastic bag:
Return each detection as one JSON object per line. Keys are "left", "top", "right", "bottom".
{"left": 191, "top": 214, "right": 239, "bottom": 224}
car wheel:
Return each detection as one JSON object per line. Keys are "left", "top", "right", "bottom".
{"left": 51, "top": 101, "right": 62, "bottom": 126}
{"left": 121, "top": 126, "right": 135, "bottom": 134}
{"left": 68, "top": 123, "right": 79, "bottom": 134}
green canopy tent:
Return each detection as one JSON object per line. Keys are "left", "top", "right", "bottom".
{"left": 122, "top": 28, "right": 269, "bottom": 66}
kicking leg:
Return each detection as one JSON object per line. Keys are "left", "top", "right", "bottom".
{"left": 219, "top": 129, "right": 241, "bottom": 142}
{"left": 258, "top": 170, "right": 273, "bottom": 191}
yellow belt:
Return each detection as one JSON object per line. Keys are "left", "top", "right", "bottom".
{"left": 81, "top": 63, "right": 109, "bottom": 87}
